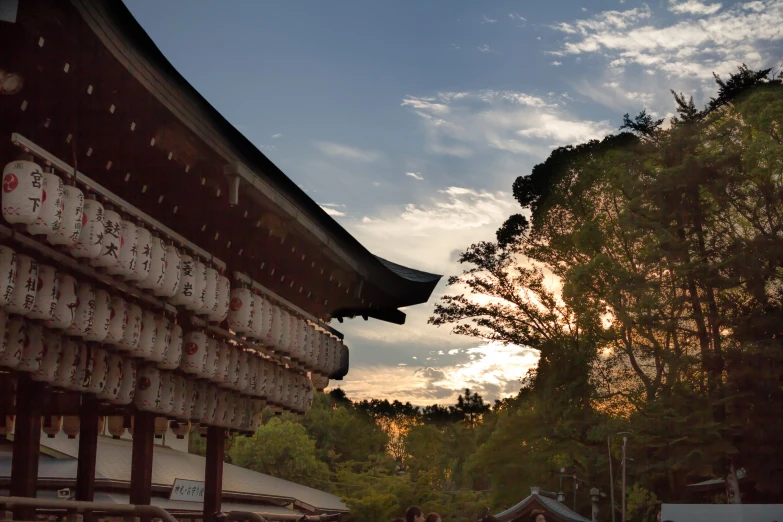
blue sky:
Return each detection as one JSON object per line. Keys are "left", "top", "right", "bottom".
{"left": 124, "top": 0, "right": 783, "bottom": 404}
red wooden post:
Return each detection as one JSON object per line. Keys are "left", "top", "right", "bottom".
{"left": 10, "top": 373, "right": 43, "bottom": 520}
{"left": 76, "top": 394, "right": 100, "bottom": 521}
{"left": 203, "top": 426, "right": 226, "bottom": 522}
{"left": 130, "top": 411, "right": 156, "bottom": 518}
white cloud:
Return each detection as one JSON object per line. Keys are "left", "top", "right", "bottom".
{"left": 348, "top": 186, "right": 517, "bottom": 276}
{"left": 582, "top": 7, "right": 588, "bottom": 12}
{"left": 361, "top": 216, "right": 373, "bottom": 223}
{"left": 668, "top": 0, "right": 722, "bottom": 15}
{"left": 401, "top": 90, "right": 612, "bottom": 159}
{"left": 320, "top": 205, "right": 346, "bottom": 217}
{"left": 551, "top": 1, "right": 783, "bottom": 80}
{"left": 271, "top": 133, "right": 283, "bottom": 139}
{"left": 482, "top": 14, "right": 497, "bottom": 24}
{"left": 478, "top": 44, "right": 492, "bottom": 53}
{"left": 405, "top": 172, "right": 424, "bottom": 180}
{"left": 313, "top": 141, "right": 381, "bottom": 162}
{"left": 509, "top": 12, "right": 526, "bottom": 21}
{"left": 336, "top": 342, "right": 538, "bottom": 404}
{"left": 552, "top": 60, "right": 563, "bottom": 66}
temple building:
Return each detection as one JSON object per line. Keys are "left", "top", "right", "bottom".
{"left": 0, "top": 1, "right": 441, "bottom": 521}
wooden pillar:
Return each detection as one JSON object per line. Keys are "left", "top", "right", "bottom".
{"left": 76, "top": 394, "right": 99, "bottom": 522}
{"left": 10, "top": 373, "right": 43, "bottom": 520}
{"left": 129, "top": 412, "right": 155, "bottom": 509}
{"left": 203, "top": 427, "right": 226, "bottom": 522}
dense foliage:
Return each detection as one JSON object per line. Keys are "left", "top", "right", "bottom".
{"left": 197, "top": 66, "right": 783, "bottom": 522}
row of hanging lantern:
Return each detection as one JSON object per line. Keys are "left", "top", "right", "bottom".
{"left": 2, "top": 153, "right": 347, "bottom": 378}
{"left": 0, "top": 150, "right": 341, "bottom": 432}
{"left": 226, "top": 284, "right": 344, "bottom": 378}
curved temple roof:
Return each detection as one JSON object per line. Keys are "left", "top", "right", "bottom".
{"left": 74, "top": 0, "right": 441, "bottom": 324}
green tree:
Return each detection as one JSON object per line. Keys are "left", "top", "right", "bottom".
{"left": 229, "top": 417, "right": 330, "bottom": 488}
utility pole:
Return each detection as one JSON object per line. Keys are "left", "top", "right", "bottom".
{"left": 621, "top": 436, "right": 628, "bottom": 522}
{"left": 608, "top": 436, "right": 616, "bottom": 522}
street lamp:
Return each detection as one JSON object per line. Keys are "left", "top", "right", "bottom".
{"left": 607, "top": 432, "right": 632, "bottom": 522}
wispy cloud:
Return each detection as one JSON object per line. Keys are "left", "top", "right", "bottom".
{"left": 668, "top": 0, "right": 722, "bottom": 15}
{"left": 508, "top": 12, "right": 526, "bottom": 21}
{"left": 313, "top": 141, "right": 381, "bottom": 162}
{"left": 337, "top": 342, "right": 538, "bottom": 404}
{"left": 550, "top": 1, "right": 783, "bottom": 80}
{"left": 402, "top": 90, "right": 611, "bottom": 158}
{"left": 482, "top": 14, "right": 497, "bottom": 24}
{"left": 271, "top": 133, "right": 283, "bottom": 139}
{"left": 478, "top": 44, "right": 492, "bottom": 53}
{"left": 552, "top": 60, "right": 563, "bottom": 66}
{"left": 405, "top": 172, "right": 424, "bottom": 181}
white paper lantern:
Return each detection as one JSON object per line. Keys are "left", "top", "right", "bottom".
{"left": 97, "top": 352, "right": 124, "bottom": 401}
{"left": 111, "top": 358, "right": 136, "bottom": 405}
{"left": 32, "top": 330, "right": 63, "bottom": 384}
{"left": 236, "top": 350, "right": 250, "bottom": 393}
{"left": 0, "top": 309, "right": 10, "bottom": 369}
{"left": 0, "top": 315, "right": 24, "bottom": 369}
{"left": 43, "top": 415, "right": 63, "bottom": 439}
{"left": 213, "top": 342, "right": 230, "bottom": 384}
{"left": 159, "top": 321, "right": 182, "bottom": 370}
{"left": 2, "top": 156, "right": 44, "bottom": 225}
{"left": 248, "top": 294, "right": 265, "bottom": 340}
{"left": 184, "top": 379, "right": 198, "bottom": 420}
{"left": 41, "top": 273, "right": 75, "bottom": 330}
{"left": 170, "top": 254, "right": 197, "bottom": 308}
{"left": 304, "top": 378, "right": 314, "bottom": 411}
{"left": 107, "top": 220, "right": 137, "bottom": 278}
{"left": 70, "top": 198, "right": 104, "bottom": 259}
{"left": 247, "top": 355, "right": 260, "bottom": 395}
{"left": 137, "top": 236, "right": 166, "bottom": 291}
{"left": 207, "top": 274, "right": 230, "bottom": 323}
{"left": 188, "top": 259, "right": 207, "bottom": 313}
{"left": 171, "top": 375, "right": 186, "bottom": 418}
{"left": 226, "top": 288, "right": 253, "bottom": 334}
{"left": 225, "top": 346, "right": 240, "bottom": 389}
{"left": 0, "top": 245, "right": 16, "bottom": 307}
{"left": 200, "top": 267, "right": 218, "bottom": 316}
{"left": 47, "top": 184, "right": 83, "bottom": 247}
{"left": 154, "top": 244, "right": 181, "bottom": 298}
{"left": 312, "top": 373, "right": 329, "bottom": 391}
{"left": 6, "top": 254, "right": 38, "bottom": 316}
{"left": 17, "top": 320, "right": 44, "bottom": 373}
{"left": 83, "top": 346, "right": 109, "bottom": 395}
{"left": 204, "top": 337, "right": 219, "bottom": 381}
{"left": 191, "top": 381, "right": 208, "bottom": 421}
{"left": 63, "top": 342, "right": 88, "bottom": 392}
{"left": 107, "top": 416, "right": 126, "bottom": 438}
{"left": 215, "top": 389, "right": 231, "bottom": 427}
{"left": 128, "top": 226, "right": 152, "bottom": 282}
{"left": 92, "top": 209, "right": 122, "bottom": 269}
{"left": 277, "top": 309, "right": 292, "bottom": 356}
{"left": 52, "top": 339, "right": 80, "bottom": 389}
{"left": 249, "top": 399, "right": 264, "bottom": 432}
{"left": 257, "top": 358, "right": 272, "bottom": 399}
{"left": 158, "top": 371, "right": 176, "bottom": 415}
{"left": 27, "top": 264, "right": 58, "bottom": 321}
{"left": 149, "top": 315, "right": 171, "bottom": 363}
{"left": 273, "top": 364, "right": 285, "bottom": 404}
{"left": 84, "top": 288, "right": 111, "bottom": 342}
{"left": 181, "top": 331, "right": 208, "bottom": 376}
{"left": 117, "top": 303, "right": 142, "bottom": 352}
{"left": 290, "top": 317, "right": 305, "bottom": 362}
{"left": 105, "top": 296, "right": 127, "bottom": 344}
{"left": 134, "top": 365, "right": 162, "bottom": 412}
{"left": 66, "top": 282, "right": 95, "bottom": 338}
{"left": 262, "top": 300, "right": 279, "bottom": 346}
{"left": 204, "top": 385, "right": 219, "bottom": 425}
{"left": 27, "top": 169, "right": 63, "bottom": 235}
{"left": 132, "top": 310, "right": 157, "bottom": 360}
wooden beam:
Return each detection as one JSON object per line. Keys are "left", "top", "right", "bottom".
{"left": 129, "top": 411, "right": 155, "bottom": 519}
{"left": 76, "top": 395, "right": 99, "bottom": 504}
{"left": 203, "top": 426, "right": 226, "bottom": 522}
{"left": 10, "top": 373, "right": 43, "bottom": 520}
